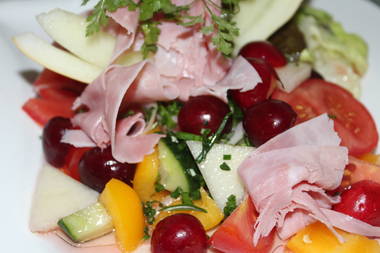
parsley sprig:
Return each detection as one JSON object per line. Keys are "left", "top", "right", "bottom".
{"left": 82, "top": 0, "right": 241, "bottom": 57}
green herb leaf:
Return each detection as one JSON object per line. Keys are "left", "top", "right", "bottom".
{"left": 196, "top": 112, "right": 232, "bottom": 163}
{"left": 141, "top": 22, "right": 160, "bottom": 58}
{"left": 143, "top": 201, "right": 159, "bottom": 225}
{"left": 223, "top": 194, "right": 237, "bottom": 217}
{"left": 160, "top": 204, "right": 207, "bottom": 213}
{"left": 83, "top": 0, "right": 134, "bottom": 36}
{"left": 157, "top": 101, "right": 183, "bottom": 129}
{"left": 143, "top": 226, "right": 150, "bottom": 240}
{"left": 170, "top": 187, "right": 182, "bottom": 198}
{"left": 219, "top": 162, "right": 231, "bottom": 171}
{"left": 155, "top": 182, "right": 165, "bottom": 192}
{"left": 82, "top": 0, "right": 242, "bottom": 57}
{"left": 223, "top": 154, "right": 231, "bottom": 160}
{"left": 174, "top": 131, "right": 203, "bottom": 141}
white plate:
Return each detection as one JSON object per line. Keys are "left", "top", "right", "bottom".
{"left": 0, "top": 0, "right": 379, "bottom": 252}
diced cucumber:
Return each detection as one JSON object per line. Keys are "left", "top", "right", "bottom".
{"left": 186, "top": 141, "right": 254, "bottom": 209}
{"left": 58, "top": 202, "right": 113, "bottom": 243}
{"left": 158, "top": 135, "right": 203, "bottom": 193}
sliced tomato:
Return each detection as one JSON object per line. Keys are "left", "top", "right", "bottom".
{"left": 272, "top": 79, "right": 378, "bottom": 156}
{"left": 23, "top": 69, "right": 85, "bottom": 126}
{"left": 63, "top": 147, "right": 91, "bottom": 181}
{"left": 330, "top": 156, "right": 380, "bottom": 195}
{"left": 38, "top": 87, "right": 78, "bottom": 102}
{"left": 210, "top": 197, "right": 274, "bottom": 253}
{"left": 22, "top": 98, "right": 74, "bottom": 126}
{"left": 34, "top": 69, "right": 86, "bottom": 96}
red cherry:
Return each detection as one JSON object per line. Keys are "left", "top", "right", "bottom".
{"left": 243, "top": 99, "right": 297, "bottom": 146}
{"left": 151, "top": 214, "right": 208, "bottom": 253}
{"left": 78, "top": 147, "right": 136, "bottom": 192}
{"left": 42, "top": 117, "right": 73, "bottom": 168}
{"left": 178, "top": 95, "right": 231, "bottom": 135}
{"left": 239, "top": 41, "right": 287, "bottom": 67}
{"left": 229, "top": 58, "right": 278, "bottom": 110}
{"left": 333, "top": 180, "right": 380, "bottom": 226}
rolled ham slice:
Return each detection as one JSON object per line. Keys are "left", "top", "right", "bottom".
{"left": 239, "top": 114, "right": 380, "bottom": 245}
{"left": 63, "top": 61, "right": 163, "bottom": 163}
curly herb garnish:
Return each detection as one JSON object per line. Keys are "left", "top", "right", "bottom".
{"left": 81, "top": 0, "right": 241, "bottom": 57}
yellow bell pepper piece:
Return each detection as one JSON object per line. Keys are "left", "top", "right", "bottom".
{"left": 100, "top": 179, "right": 144, "bottom": 252}
{"left": 133, "top": 148, "right": 159, "bottom": 202}
{"left": 287, "top": 222, "right": 380, "bottom": 253}
{"left": 154, "top": 188, "right": 224, "bottom": 231}
{"left": 361, "top": 153, "right": 380, "bottom": 166}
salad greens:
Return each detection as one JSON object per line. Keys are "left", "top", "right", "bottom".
{"left": 297, "top": 7, "right": 368, "bottom": 97}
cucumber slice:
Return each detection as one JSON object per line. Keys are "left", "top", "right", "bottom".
{"left": 187, "top": 141, "right": 254, "bottom": 209}
{"left": 58, "top": 202, "right": 113, "bottom": 243}
{"left": 158, "top": 135, "right": 202, "bottom": 193}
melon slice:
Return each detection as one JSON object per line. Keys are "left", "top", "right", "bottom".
{"left": 37, "top": 9, "right": 115, "bottom": 68}
{"left": 13, "top": 33, "right": 102, "bottom": 83}
{"left": 233, "top": 0, "right": 303, "bottom": 54}
{"left": 29, "top": 165, "right": 99, "bottom": 232}
{"left": 186, "top": 141, "right": 254, "bottom": 209}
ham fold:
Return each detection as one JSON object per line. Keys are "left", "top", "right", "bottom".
{"left": 63, "top": 3, "right": 261, "bottom": 163}
{"left": 239, "top": 114, "right": 380, "bottom": 245}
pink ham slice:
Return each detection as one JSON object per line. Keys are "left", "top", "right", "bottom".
{"left": 63, "top": 2, "right": 260, "bottom": 163}
{"left": 107, "top": 7, "right": 139, "bottom": 62}
{"left": 63, "top": 62, "right": 163, "bottom": 163}
{"left": 239, "top": 113, "right": 380, "bottom": 246}
{"left": 190, "top": 56, "right": 261, "bottom": 102}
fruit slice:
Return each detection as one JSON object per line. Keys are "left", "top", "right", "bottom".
{"left": 13, "top": 33, "right": 102, "bottom": 83}
{"left": 210, "top": 197, "right": 275, "bottom": 253}
{"left": 133, "top": 148, "right": 160, "bottom": 202}
{"left": 30, "top": 165, "right": 99, "bottom": 232}
{"left": 58, "top": 202, "right": 113, "bottom": 243}
{"left": 22, "top": 97, "right": 74, "bottom": 126}
{"left": 287, "top": 222, "right": 380, "bottom": 253}
{"left": 233, "top": 0, "right": 303, "bottom": 54}
{"left": 186, "top": 141, "right": 254, "bottom": 209}
{"left": 37, "top": 9, "right": 115, "bottom": 68}
{"left": 154, "top": 188, "right": 224, "bottom": 230}
{"left": 99, "top": 179, "right": 144, "bottom": 252}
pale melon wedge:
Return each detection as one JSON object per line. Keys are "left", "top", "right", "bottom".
{"left": 37, "top": 9, "right": 115, "bottom": 68}
{"left": 29, "top": 165, "right": 99, "bottom": 232}
{"left": 13, "top": 33, "right": 102, "bottom": 83}
{"left": 233, "top": 0, "right": 303, "bottom": 54}
{"left": 186, "top": 141, "right": 254, "bottom": 210}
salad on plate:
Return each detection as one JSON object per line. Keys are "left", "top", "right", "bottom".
{"left": 11, "top": 0, "right": 380, "bottom": 252}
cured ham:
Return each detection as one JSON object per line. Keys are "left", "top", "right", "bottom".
{"left": 239, "top": 114, "right": 380, "bottom": 246}
{"left": 63, "top": 2, "right": 261, "bottom": 163}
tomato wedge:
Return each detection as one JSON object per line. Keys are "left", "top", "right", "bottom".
{"left": 23, "top": 69, "right": 85, "bottom": 126}
{"left": 272, "top": 79, "right": 378, "bottom": 156}
{"left": 210, "top": 197, "right": 274, "bottom": 253}
{"left": 22, "top": 98, "right": 74, "bottom": 126}
{"left": 34, "top": 69, "right": 86, "bottom": 95}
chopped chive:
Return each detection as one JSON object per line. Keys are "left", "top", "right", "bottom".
{"left": 223, "top": 194, "right": 237, "bottom": 217}
{"left": 155, "top": 182, "right": 165, "bottom": 192}
{"left": 175, "top": 131, "right": 203, "bottom": 141}
{"left": 223, "top": 154, "right": 232, "bottom": 160}
{"left": 160, "top": 204, "right": 207, "bottom": 213}
{"left": 196, "top": 112, "right": 232, "bottom": 163}
{"left": 220, "top": 162, "right": 231, "bottom": 171}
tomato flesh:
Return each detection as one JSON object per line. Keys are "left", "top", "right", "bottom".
{"left": 22, "top": 98, "right": 74, "bottom": 126}
{"left": 23, "top": 69, "right": 85, "bottom": 126}
{"left": 272, "top": 79, "right": 378, "bottom": 156}
{"left": 210, "top": 197, "right": 274, "bottom": 253}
